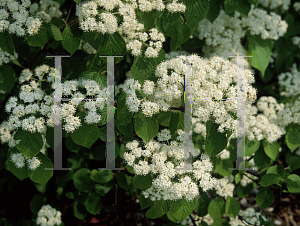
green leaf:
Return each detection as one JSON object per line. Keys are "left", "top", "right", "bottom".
{"left": 62, "top": 26, "right": 80, "bottom": 55}
{"left": 205, "top": 121, "right": 228, "bottom": 157}
{"left": 95, "top": 184, "right": 113, "bottom": 196}
{"left": 169, "top": 112, "right": 179, "bottom": 135}
{"left": 285, "top": 123, "right": 300, "bottom": 153}
{"left": 156, "top": 111, "right": 172, "bottom": 127}
{"left": 136, "top": 10, "right": 155, "bottom": 31}
{"left": 116, "top": 92, "right": 133, "bottom": 126}
{"left": 73, "top": 202, "right": 88, "bottom": 220}
{"left": 215, "top": 158, "right": 233, "bottom": 177}
{"left": 256, "top": 187, "right": 274, "bottom": 209}
{"left": 259, "top": 67, "right": 274, "bottom": 83}
{"left": 46, "top": 24, "right": 63, "bottom": 41}
{"left": 162, "top": 12, "right": 184, "bottom": 39}
{"left": 267, "top": 165, "right": 284, "bottom": 178}
{"left": 288, "top": 156, "right": 300, "bottom": 171}
{"left": 208, "top": 197, "right": 225, "bottom": 220}
{"left": 225, "top": 197, "right": 240, "bottom": 218}
{"left": 170, "top": 36, "right": 182, "bottom": 52}
{"left": 30, "top": 194, "right": 45, "bottom": 214}
{"left": 73, "top": 0, "right": 81, "bottom": 4}
{"left": 254, "top": 145, "right": 271, "bottom": 171}
{"left": 71, "top": 121, "right": 99, "bottom": 149}
{"left": 195, "top": 193, "right": 210, "bottom": 217}
{"left": 224, "top": 0, "right": 251, "bottom": 16}
{"left": 94, "top": 170, "right": 114, "bottom": 183}
{"left": 28, "top": 153, "right": 54, "bottom": 186}
{"left": 0, "top": 65, "right": 16, "bottom": 93}
{"left": 248, "top": 35, "right": 273, "bottom": 77}
{"left": 245, "top": 137, "right": 260, "bottom": 156}
{"left": 291, "top": 93, "right": 300, "bottom": 105}
{"left": 116, "top": 172, "right": 131, "bottom": 190}
{"left": 45, "top": 127, "right": 54, "bottom": 150}
{"left": 97, "top": 33, "right": 126, "bottom": 64}
{"left": 55, "top": 170, "right": 74, "bottom": 187}
{"left": 78, "top": 70, "right": 107, "bottom": 89}
{"left": 73, "top": 168, "right": 95, "bottom": 192}
{"left": 145, "top": 203, "right": 165, "bottom": 219}
{"left": 14, "top": 129, "right": 44, "bottom": 158}
{"left": 263, "top": 141, "right": 280, "bottom": 161}
{"left": 133, "top": 174, "right": 153, "bottom": 191}
{"left": 275, "top": 51, "right": 293, "bottom": 72}
{"left": 285, "top": 174, "right": 300, "bottom": 193}
{"left": 247, "top": 0, "right": 259, "bottom": 7}
{"left": 81, "top": 31, "right": 103, "bottom": 51}
{"left": 84, "top": 193, "right": 102, "bottom": 215}
{"left": 167, "top": 199, "right": 197, "bottom": 222}
{"left": 259, "top": 174, "right": 282, "bottom": 187}
{"left": 131, "top": 49, "right": 166, "bottom": 85}
{"left": 0, "top": 31, "right": 15, "bottom": 55}
{"left": 116, "top": 121, "right": 133, "bottom": 138}
{"left": 5, "top": 150, "right": 28, "bottom": 181}
{"left": 183, "top": 0, "right": 209, "bottom": 28}
{"left": 25, "top": 25, "right": 49, "bottom": 47}
{"left": 134, "top": 110, "right": 159, "bottom": 144}
{"left": 139, "top": 193, "right": 154, "bottom": 209}
{"left": 211, "top": 218, "right": 231, "bottom": 226}
{"left": 235, "top": 173, "right": 241, "bottom": 184}
{"left": 206, "top": 0, "right": 221, "bottom": 23}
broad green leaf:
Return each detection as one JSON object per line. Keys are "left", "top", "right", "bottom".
{"left": 155, "top": 11, "right": 167, "bottom": 36}
{"left": 183, "top": 0, "right": 209, "bottom": 28}
{"left": 116, "top": 92, "right": 133, "bottom": 126}
{"left": 247, "top": 0, "right": 259, "bottom": 7}
{"left": 206, "top": 0, "right": 221, "bottom": 23}
{"left": 14, "top": 129, "right": 43, "bottom": 158}
{"left": 28, "top": 153, "right": 54, "bottom": 186}
{"left": 116, "top": 121, "right": 133, "bottom": 138}
{"left": 286, "top": 123, "right": 300, "bottom": 153}
{"left": 285, "top": 174, "right": 300, "bottom": 193}
{"left": 97, "top": 33, "right": 126, "bottom": 64}
{"left": 25, "top": 25, "right": 49, "bottom": 47}
{"left": 65, "top": 135, "right": 81, "bottom": 153}
{"left": 156, "top": 111, "right": 172, "bottom": 127}
{"left": 131, "top": 49, "right": 166, "bottom": 85}
{"left": 73, "top": 168, "right": 95, "bottom": 192}
{"left": 0, "top": 31, "right": 15, "bottom": 55}
{"left": 224, "top": 0, "right": 251, "bottom": 16}
{"left": 0, "top": 65, "right": 16, "bottom": 93}
{"left": 30, "top": 194, "right": 45, "bottom": 214}
{"left": 170, "top": 36, "right": 182, "bottom": 52}
{"left": 145, "top": 203, "right": 164, "bottom": 219}
{"left": 263, "top": 141, "right": 280, "bottom": 161}
{"left": 167, "top": 198, "right": 197, "bottom": 222}
{"left": 133, "top": 174, "right": 153, "bottom": 191}
{"left": 162, "top": 12, "right": 184, "bottom": 39}
{"left": 205, "top": 121, "right": 228, "bottom": 157}
{"left": 136, "top": 10, "right": 155, "bottom": 31}
{"left": 139, "top": 193, "right": 153, "bottom": 209}
{"left": 71, "top": 120, "right": 99, "bottom": 149}
{"left": 259, "top": 67, "right": 274, "bottom": 83}
{"left": 267, "top": 164, "right": 284, "bottom": 178}
{"left": 84, "top": 193, "right": 102, "bottom": 215}
{"left": 259, "top": 174, "right": 282, "bottom": 187}
{"left": 5, "top": 150, "right": 28, "bottom": 181}
{"left": 46, "top": 24, "right": 63, "bottom": 41}
{"left": 291, "top": 93, "right": 300, "bottom": 105}
{"left": 248, "top": 35, "right": 273, "bottom": 77}
{"left": 95, "top": 184, "right": 113, "bottom": 196}
{"left": 208, "top": 197, "right": 225, "bottom": 220}
{"left": 235, "top": 173, "right": 241, "bottom": 184}
{"left": 254, "top": 145, "right": 271, "bottom": 171}
{"left": 94, "top": 170, "right": 114, "bottom": 183}
{"left": 225, "top": 197, "right": 240, "bottom": 218}
{"left": 288, "top": 156, "right": 300, "bottom": 171}
{"left": 116, "top": 172, "right": 131, "bottom": 190}
{"left": 62, "top": 26, "right": 80, "bottom": 55}
{"left": 211, "top": 218, "right": 231, "bottom": 226}
{"left": 195, "top": 193, "right": 210, "bottom": 217}
{"left": 73, "top": 202, "right": 88, "bottom": 220}
{"left": 256, "top": 187, "right": 274, "bottom": 209}
{"left": 215, "top": 158, "right": 233, "bottom": 177}
{"left": 134, "top": 111, "right": 159, "bottom": 144}
{"left": 81, "top": 31, "right": 103, "bottom": 51}
{"left": 245, "top": 137, "right": 260, "bottom": 156}
{"left": 169, "top": 112, "right": 179, "bottom": 135}
{"left": 73, "top": 0, "right": 81, "bottom": 4}
{"left": 237, "top": 183, "right": 253, "bottom": 198}
{"left": 78, "top": 70, "right": 107, "bottom": 89}
{"left": 55, "top": 170, "right": 74, "bottom": 187}
{"left": 45, "top": 127, "right": 54, "bottom": 150}
{"left": 275, "top": 51, "right": 293, "bottom": 72}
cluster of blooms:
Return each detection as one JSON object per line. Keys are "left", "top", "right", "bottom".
{"left": 29, "top": 0, "right": 62, "bottom": 24}
{"left": 122, "top": 55, "right": 257, "bottom": 135}
{"left": 259, "top": 0, "right": 291, "bottom": 12}
{"left": 278, "top": 63, "right": 300, "bottom": 98}
{"left": 0, "top": 64, "right": 107, "bottom": 151}
{"left": 124, "top": 128, "right": 217, "bottom": 201}
{"left": 0, "top": 0, "right": 42, "bottom": 36}
{"left": 294, "top": 2, "right": 300, "bottom": 13}
{"left": 180, "top": 213, "right": 214, "bottom": 226}
{"left": 214, "top": 177, "right": 235, "bottom": 198}
{"left": 292, "top": 36, "right": 300, "bottom": 49}
{"left": 77, "top": 0, "right": 185, "bottom": 58}
{"left": 0, "top": 48, "right": 18, "bottom": 66}
{"left": 229, "top": 207, "right": 269, "bottom": 226}
{"left": 36, "top": 205, "right": 62, "bottom": 226}
{"left": 197, "top": 7, "right": 287, "bottom": 63}
{"left": 10, "top": 152, "right": 41, "bottom": 170}
{"left": 78, "top": 40, "right": 97, "bottom": 54}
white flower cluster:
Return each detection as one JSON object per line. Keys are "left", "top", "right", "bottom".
{"left": 78, "top": 39, "right": 97, "bottom": 54}
{"left": 230, "top": 207, "right": 269, "bottom": 226}
{"left": 278, "top": 63, "right": 300, "bottom": 98}
{"left": 259, "top": 0, "right": 291, "bottom": 12}
{"left": 293, "top": 2, "right": 300, "bottom": 13}
{"left": 10, "top": 152, "right": 41, "bottom": 170}
{"left": 29, "top": 0, "right": 62, "bottom": 24}
{"left": 292, "top": 36, "right": 300, "bottom": 49}
{"left": 217, "top": 148, "right": 230, "bottom": 160}
{"left": 240, "top": 172, "right": 258, "bottom": 187}
{"left": 124, "top": 129, "right": 217, "bottom": 201}
{"left": 36, "top": 205, "right": 62, "bottom": 226}
{"left": 0, "top": 0, "right": 42, "bottom": 36}
{"left": 0, "top": 48, "right": 18, "bottom": 65}
{"left": 181, "top": 213, "right": 214, "bottom": 226}
{"left": 214, "top": 178, "right": 235, "bottom": 198}
{"left": 77, "top": 0, "right": 181, "bottom": 58}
